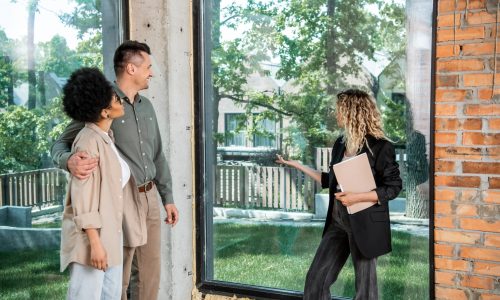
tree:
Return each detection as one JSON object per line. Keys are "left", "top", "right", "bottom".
{"left": 37, "top": 35, "right": 81, "bottom": 77}
{"left": 211, "top": 0, "right": 405, "bottom": 162}
{"left": 59, "top": 0, "right": 103, "bottom": 69}
{"left": 27, "top": 0, "right": 39, "bottom": 109}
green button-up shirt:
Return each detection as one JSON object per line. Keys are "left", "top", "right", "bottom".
{"left": 51, "top": 84, "right": 174, "bottom": 205}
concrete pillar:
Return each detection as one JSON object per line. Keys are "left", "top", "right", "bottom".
{"left": 129, "top": 1, "right": 194, "bottom": 299}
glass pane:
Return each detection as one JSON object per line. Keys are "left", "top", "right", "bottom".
{"left": 0, "top": 1, "right": 122, "bottom": 298}
{"left": 224, "top": 113, "right": 246, "bottom": 146}
{"left": 202, "top": 0, "right": 432, "bottom": 298}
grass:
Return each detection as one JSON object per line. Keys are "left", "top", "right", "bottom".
{"left": 0, "top": 222, "right": 428, "bottom": 299}
{"left": 214, "top": 223, "right": 429, "bottom": 300}
{"left": 0, "top": 250, "right": 68, "bottom": 300}
{"left": 32, "top": 220, "right": 62, "bottom": 228}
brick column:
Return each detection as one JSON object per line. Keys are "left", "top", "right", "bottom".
{"left": 435, "top": 0, "right": 500, "bottom": 299}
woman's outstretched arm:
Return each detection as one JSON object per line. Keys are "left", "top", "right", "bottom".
{"left": 275, "top": 154, "right": 322, "bottom": 184}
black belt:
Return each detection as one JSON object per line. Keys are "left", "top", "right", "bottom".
{"left": 138, "top": 181, "right": 154, "bottom": 193}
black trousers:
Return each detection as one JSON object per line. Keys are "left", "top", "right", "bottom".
{"left": 303, "top": 204, "right": 378, "bottom": 300}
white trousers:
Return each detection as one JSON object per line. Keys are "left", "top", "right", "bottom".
{"left": 67, "top": 262, "right": 123, "bottom": 300}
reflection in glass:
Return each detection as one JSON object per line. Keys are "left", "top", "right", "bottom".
{"left": 203, "top": 0, "right": 431, "bottom": 298}
{"left": 0, "top": 1, "right": 121, "bottom": 298}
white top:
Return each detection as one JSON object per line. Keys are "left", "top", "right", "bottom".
{"left": 104, "top": 131, "right": 131, "bottom": 188}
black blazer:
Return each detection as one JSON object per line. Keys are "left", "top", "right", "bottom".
{"left": 321, "top": 135, "right": 402, "bottom": 259}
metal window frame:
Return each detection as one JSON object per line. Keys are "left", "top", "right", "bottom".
{"left": 194, "top": 0, "right": 438, "bottom": 298}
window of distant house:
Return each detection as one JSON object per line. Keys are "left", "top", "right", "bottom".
{"left": 224, "top": 113, "right": 246, "bottom": 147}
{"left": 224, "top": 113, "right": 277, "bottom": 148}
{"left": 198, "top": 0, "right": 434, "bottom": 298}
{"left": 253, "top": 117, "right": 276, "bottom": 148}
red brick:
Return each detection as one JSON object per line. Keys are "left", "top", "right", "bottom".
{"left": 435, "top": 271, "right": 456, "bottom": 285}
{"left": 460, "top": 218, "right": 500, "bottom": 233}
{"left": 436, "top": 118, "right": 459, "bottom": 130}
{"left": 484, "top": 234, "right": 500, "bottom": 247}
{"left": 437, "top": 59, "right": 484, "bottom": 72}
{"left": 437, "top": 27, "right": 485, "bottom": 42}
{"left": 473, "top": 261, "right": 500, "bottom": 276}
{"left": 435, "top": 286, "right": 468, "bottom": 300}
{"left": 435, "top": 257, "right": 470, "bottom": 271}
{"left": 463, "top": 73, "right": 496, "bottom": 87}
{"left": 486, "top": 147, "right": 500, "bottom": 160}
{"left": 436, "top": 132, "right": 457, "bottom": 144}
{"left": 479, "top": 294, "right": 500, "bottom": 300}
{"left": 462, "top": 42, "right": 500, "bottom": 56}
{"left": 437, "top": 44, "right": 460, "bottom": 58}
{"left": 435, "top": 243, "right": 455, "bottom": 256}
{"left": 478, "top": 89, "right": 500, "bottom": 101}
{"left": 456, "top": 204, "right": 478, "bottom": 216}
{"left": 435, "top": 189, "right": 457, "bottom": 201}
{"left": 435, "top": 201, "right": 453, "bottom": 214}
{"left": 490, "top": 119, "right": 500, "bottom": 130}
{"left": 435, "top": 175, "right": 481, "bottom": 188}
{"left": 462, "top": 119, "right": 482, "bottom": 130}
{"left": 438, "top": 0, "right": 485, "bottom": 12}
{"left": 479, "top": 204, "right": 497, "bottom": 218}
{"left": 435, "top": 146, "right": 482, "bottom": 160}
{"left": 489, "top": 177, "right": 500, "bottom": 189}
{"left": 435, "top": 216, "right": 455, "bottom": 228}
{"left": 435, "top": 118, "right": 482, "bottom": 130}
{"left": 461, "top": 246, "right": 500, "bottom": 261}
{"left": 463, "top": 162, "right": 500, "bottom": 174}
{"left": 439, "top": 13, "right": 462, "bottom": 27}
{"left": 482, "top": 190, "right": 500, "bottom": 204}
{"left": 466, "top": 11, "right": 498, "bottom": 25}
{"left": 480, "top": 294, "right": 500, "bottom": 300}
{"left": 465, "top": 104, "right": 500, "bottom": 116}
{"left": 460, "top": 190, "right": 481, "bottom": 202}
{"left": 460, "top": 275, "right": 495, "bottom": 290}
{"left": 436, "top": 160, "right": 455, "bottom": 172}
{"left": 463, "top": 132, "right": 500, "bottom": 145}
{"left": 437, "top": 75, "right": 459, "bottom": 87}
{"left": 436, "top": 89, "right": 470, "bottom": 102}
{"left": 436, "top": 104, "right": 457, "bottom": 116}
{"left": 436, "top": 229, "right": 481, "bottom": 244}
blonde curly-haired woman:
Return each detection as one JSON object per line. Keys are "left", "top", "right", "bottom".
{"left": 276, "top": 89, "right": 402, "bottom": 300}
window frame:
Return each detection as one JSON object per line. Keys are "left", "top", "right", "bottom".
{"left": 193, "top": 0, "right": 438, "bottom": 298}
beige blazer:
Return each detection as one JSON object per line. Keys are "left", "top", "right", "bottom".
{"left": 60, "top": 123, "right": 147, "bottom": 272}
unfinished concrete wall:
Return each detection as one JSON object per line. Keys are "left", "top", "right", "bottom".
{"left": 129, "top": 1, "right": 194, "bottom": 299}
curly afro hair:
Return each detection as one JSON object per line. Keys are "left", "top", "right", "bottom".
{"left": 62, "top": 68, "right": 113, "bottom": 123}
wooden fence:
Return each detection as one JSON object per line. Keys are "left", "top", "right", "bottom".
{"left": 0, "top": 168, "right": 67, "bottom": 208}
{"left": 215, "top": 166, "right": 315, "bottom": 212}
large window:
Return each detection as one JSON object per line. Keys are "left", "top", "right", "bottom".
{"left": 197, "top": 0, "right": 434, "bottom": 299}
{"left": 0, "top": 1, "right": 126, "bottom": 298}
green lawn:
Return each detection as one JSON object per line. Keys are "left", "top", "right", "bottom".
{"left": 214, "top": 223, "right": 429, "bottom": 300}
{"left": 0, "top": 250, "right": 68, "bottom": 300}
{"left": 0, "top": 222, "right": 428, "bottom": 299}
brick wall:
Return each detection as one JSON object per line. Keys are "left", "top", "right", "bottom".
{"left": 435, "top": 0, "right": 500, "bottom": 299}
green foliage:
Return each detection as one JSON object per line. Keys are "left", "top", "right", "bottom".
{"left": 382, "top": 94, "right": 406, "bottom": 144}
{"left": 37, "top": 35, "right": 82, "bottom": 77}
{"left": 212, "top": 0, "right": 406, "bottom": 162}
{"left": 0, "top": 97, "right": 69, "bottom": 174}
{"left": 0, "top": 106, "right": 49, "bottom": 173}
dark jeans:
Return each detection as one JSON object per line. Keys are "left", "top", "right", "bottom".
{"left": 304, "top": 201, "right": 378, "bottom": 300}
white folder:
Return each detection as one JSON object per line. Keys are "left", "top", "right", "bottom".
{"left": 332, "top": 152, "right": 377, "bottom": 214}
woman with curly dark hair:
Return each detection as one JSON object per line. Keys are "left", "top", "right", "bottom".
{"left": 277, "top": 89, "right": 402, "bottom": 300}
{"left": 60, "top": 68, "right": 145, "bottom": 300}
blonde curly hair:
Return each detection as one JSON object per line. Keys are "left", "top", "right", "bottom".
{"left": 336, "top": 89, "right": 387, "bottom": 155}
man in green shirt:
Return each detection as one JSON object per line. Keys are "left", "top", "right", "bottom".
{"left": 51, "top": 41, "right": 178, "bottom": 300}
